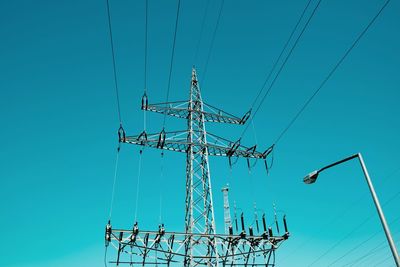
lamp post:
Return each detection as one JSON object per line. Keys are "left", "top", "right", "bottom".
{"left": 304, "top": 153, "right": 399, "bottom": 267}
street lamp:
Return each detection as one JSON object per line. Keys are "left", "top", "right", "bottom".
{"left": 304, "top": 153, "right": 399, "bottom": 267}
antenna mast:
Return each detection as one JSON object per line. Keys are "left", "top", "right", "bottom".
{"left": 221, "top": 185, "right": 232, "bottom": 235}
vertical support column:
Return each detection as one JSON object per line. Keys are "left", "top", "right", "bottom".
{"left": 184, "top": 70, "right": 194, "bottom": 266}
{"left": 184, "top": 68, "right": 219, "bottom": 266}
{"left": 221, "top": 185, "right": 232, "bottom": 234}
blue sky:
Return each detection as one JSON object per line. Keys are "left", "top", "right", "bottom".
{"left": 0, "top": 0, "right": 399, "bottom": 266}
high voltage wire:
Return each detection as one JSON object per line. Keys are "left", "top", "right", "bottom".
{"left": 193, "top": 0, "right": 210, "bottom": 65}
{"left": 158, "top": 0, "right": 181, "bottom": 224}
{"left": 280, "top": 166, "right": 400, "bottom": 265}
{"left": 143, "top": 0, "right": 148, "bottom": 132}
{"left": 346, "top": 239, "right": 389, "bottom": 266}
{"left": 163, "top": 0, "right": 181, "bottom": 127}
{"left": 241, "top": 0, "right": 322, "bottom": 139}
{"left": 201, "top": 0, "right": 225, "bottom": 87}
{"left": 108, "top": 148, "right": 120, "bottom": 221}
{"left": 105, "top": 0, "right": 123, "bottom": 224}
{"left": 104, "top": 3, "right": 124, "bottom": 265}
{"left": 328, "top": 215, "right": 400, "bottom": 266}
{"left": 134, "top": 151, "right": 143, "bottom": 223}
{"left": 144, "top": 0, "right": 148, "bottom": 93}
{"left": 308, "top": 172, "right": 399, "bottom": 266}
{"left": 308, "top": 213, "right": 375, "bottom": 266}
{"left": 105, "top": 0, "right": 122, "bottom": 125}
{"left": 249, "top": 0, "right": 313, "bottom": 113}
{"left": 273, "top": 0, "right": 392, "bottom": 145}
{"left": 373, "top": 253, "right": 398, "bottom": 267}
{"left": 344, "top": 230, "right": 400, "bottom": 266}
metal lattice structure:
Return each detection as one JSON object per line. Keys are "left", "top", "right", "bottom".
{"left": 105, "top": 68, "right": 289, "bottom": 266}
{"left": 222, "top": 186, "right": 232, "bottom": 235}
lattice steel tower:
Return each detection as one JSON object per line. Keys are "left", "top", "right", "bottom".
{"left": 105, "top": 68, "right": 289, "bottom": 266}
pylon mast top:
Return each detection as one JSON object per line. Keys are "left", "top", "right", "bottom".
{"left": 123, "top": 68, "right": 268, "bottom": 160}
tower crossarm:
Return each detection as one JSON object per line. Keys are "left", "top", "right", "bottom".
{"left": 107, "top": 227, "right": 288, "bottom": 266}
{"left": 142, "top": 99, "right": 251, "bottom": 125}
{"left": 123, "top": 130, "right": 268, "bottom": 159}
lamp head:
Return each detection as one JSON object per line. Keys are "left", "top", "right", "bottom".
{"left": 304, "top": 170, "right": 319, "bottom": 184}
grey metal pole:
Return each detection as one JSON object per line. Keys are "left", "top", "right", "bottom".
{"left": 357, "top": 153, "right": 400, "bottom": 267}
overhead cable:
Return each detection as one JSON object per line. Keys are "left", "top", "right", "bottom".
{"left": 163, "top": 0, "right": 181, "bottom": 127}
{"left": 328, "top": 216, "right": 400, "bottom": 266}
{"left": 281, "top": 166, "right": 400, "bottom": 264}
{"left": 344, "top": 229, "right": 400, "bottom": 266}
{"left": 308, "top": 167, "right": 398, "bottom": 266}
{"left": 105, "top": 0, "right": 123, "bottom": 125}
{"left": 193, "top": 0, "right": 211, "bottom": 65}
{"left": 134, "top": 150, "right": 143, "bottom": 223}
{"left": 308, "top": 213, "right": 375, "bottom": 266}
{"left": 143, "top": 0, "right": 148, "bottom": 131}
{"left": 273, "top": 0, "right": 392, "bottom": 145}
{"left": 241, "top": 0, "right": 323, "bottom": 138}
{"left": 249, "top": 0, "right": 313, "bottom": 112}
{"left": 201, "top": 0, "right": 225, "bottom": 86}
{"left": 373, "top": 254, "right": 397, "bottom": 266}
{"left": 108, "top": 148, "right": 120, "bottom": 220}
{"left": 327, "top": 189, "right": 400, "bottom": 266}
{"left": 159, "top": 152, "right": 165, "bottom": 223}
{"left": 144, "top": 0, "right": 148, "bottom": 93}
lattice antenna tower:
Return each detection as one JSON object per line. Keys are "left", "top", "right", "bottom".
{"left": 221, "top": 185, "right": 232, "bottom": 235}
{"left": 105, "top": 68, "right": 289, "bottom": 266}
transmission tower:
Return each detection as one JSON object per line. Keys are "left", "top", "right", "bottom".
{"left": 105, "top": 68, "right": 289, "bottom": 266}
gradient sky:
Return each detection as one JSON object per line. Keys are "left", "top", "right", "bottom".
{"left": 1, "top": 0, "right": 399, "bottom": 266}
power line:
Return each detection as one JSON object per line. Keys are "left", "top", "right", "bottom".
{"left": 143, "top": 0, "right": 148, "bottom": 132}
{"left": 241, "top": 0, "right": 323, "bottom": 138}
{"left": 328, "top": 216, "right": 400, "bottom": 266}
{"left": 373, "top": 254, "right": 397, "bottom": 267}
{"left": 159, "top": 153, "right": 165, "bottom": 223}
{"left": 163, "top": 0, "right": 181, "bottom": 127}
{"left": 201, "top": 0, "right": 225, "bottom": 86}
{"left": 144, "top": 0, "right": 148, "bottom": 93}
{"left": 280, "top": 166, "right": 400, "bottom": 265}
{"left": 308, "top": 213, "right": 375, "bottom": 266}
{"left": 105, "top": 0, "right": 123, "bottom": 223}
{"left": 108, "top": 148, "right": 120, "bottom": 220}
{"left": 344, "top": 230, "right": 400, "bottom": 266}
{"left": 308, "top": 172, "right": 400, "bottom": 266}
{"left": 193, "top": 0, "right": 210, "bottom": 65}
{"left": 346, "top": 240, "right": 388, "bottom": 267}
{"left": 105, "top": 0, "right": 122, "bottom": 125}
{"left": 249, "top": 0, "right": 313, "bottom": 112}
{"left": 134, "top": 150, "right": 143, "bottom": 223}
{"left": 273, "top": 0, "right": 392, "bottom": 145}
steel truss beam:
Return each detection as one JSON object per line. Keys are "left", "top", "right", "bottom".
{"left": 108, "top": 227, "right": 288, "bottom": 266}
{"left": 142, "top": 100, "right": 251, "bottom": 125}
{"left": 123, "top": 130, "right": 268, "bottom": 159}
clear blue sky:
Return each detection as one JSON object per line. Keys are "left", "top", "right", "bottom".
{"left": 0, "top": 0, "right": 399, "bottom": 266}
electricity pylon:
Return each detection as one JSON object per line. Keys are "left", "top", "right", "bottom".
{"left": 105, "top": 68, "right": 289, "bottom": 266}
